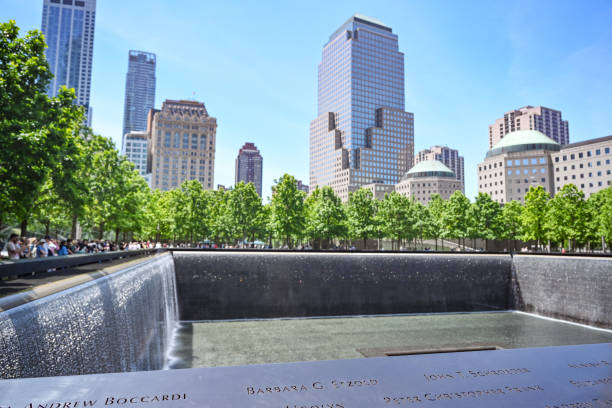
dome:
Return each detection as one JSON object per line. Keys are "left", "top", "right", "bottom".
{"left": 486, "top": 130, "right": 560, "bottom": 158}
{"left": 402, "top": 160, "right": 455, "bottom": 179}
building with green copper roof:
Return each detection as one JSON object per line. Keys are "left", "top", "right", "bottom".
{"left": 396, "top": 160, "right": 463, "bottom": 204}
{"left": 486, "top": 130, "right": 561, "bottom": 158}
{"left": 403, "top": 159, "right": 456, "bottom": 179}
{"left": 478, "top": 130, "right": 558, "bottom": 204}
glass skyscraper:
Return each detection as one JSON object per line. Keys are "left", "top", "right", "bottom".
{"left": 310, "top": 14, "right": 414, "bottom": 201}
{"left": 41, "top": 0, "right": 96, "bottom": 126}
{"left": 122, "top": 50, "right": 156, "bottom": 150}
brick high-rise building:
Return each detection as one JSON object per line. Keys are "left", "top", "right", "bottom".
{"left": 309, "top": 14, "right": 414, "bottom": 201}
{"left": 416, "top": 145, "right": 464, "bottom": 189}
{"left": 235, "top": 142, "right": 263, "bottom": 196}
{"left": 488, "top": 106, "right": 569, "bottom": 149}
{"left": 41, "top": 0, "right": 96, "bottom": 125}
{"left": 147, "top": 100, "right": 216, "bottom": 191}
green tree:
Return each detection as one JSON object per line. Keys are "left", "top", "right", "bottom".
{"left": 468, "top": 193, "right": 502, "bottom": 250}
{"left": 0, "top": 20, "right": 84, "bottom": 234}
{"left": 521, "top": 186, "right": 550, "bottom": 250}
{"left": 442, "top": 191, "right": 471, "bottom": 249}
{"left": 269, "top": 174, "right": 306, "bottom": 248}
{"left": 588, "top": 187, "right": 612, "bottom": 251}
{"left": 412, "top": 200, "right": 430, "bottom": 250}
{"left": 209, "top": 188, "right": 231, "bottom": 245}
{"left": 180, "top": 179, "right": 212, "bottom": 245}
{"left": 54, "top": 128, "right": 93, "bottom": 237}
{"left": 111, "top": 165, "right": 149, "bottom": 243}
{"left": 143, "top": 189, "right": 174, "bottom": 242}
{"left": 305, "top": 186, "right": 347, "bottom": 249}
{"left": 346, "top": 188, "right": 376, "bottom": 248}
{"left": 83, "top": 135, "right": 138, "bottom": 240}
{"left": 226, "top": 182, "right": 263, "bottom": 244}
{"left": 426, "top": 194, "right": 446, "bottom": 251}
{"left": 377, "top": 192, "right": 415, "bottom": 250}
{"left": 500, "top": 201, "right": 523, "bottom": 251}
{"left": 546, "top": 184, "right": 589, "bottom": 251}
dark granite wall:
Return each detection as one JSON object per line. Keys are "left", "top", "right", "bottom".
{"left": 512, "top": 255, "right": 612, "bottom": 329}
{"left": 172, "top": 252, "right": 513, "bottom": 320}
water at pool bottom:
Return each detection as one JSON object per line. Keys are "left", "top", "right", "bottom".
{"left": 166, "top": 311, "right": 612, "bottom": 369}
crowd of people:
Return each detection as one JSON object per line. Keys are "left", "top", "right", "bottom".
{"left": 2, "top": 234, "right": 164, "bottom": 260}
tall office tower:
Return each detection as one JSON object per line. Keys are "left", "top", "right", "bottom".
{"left": 309, "top": 14, "right": 414, "bottom": 201}
{"left": 488, "top": 106, "right": 569, "bottom": 149}
{"left": 122, "top": 50, "right": 156, "bottom": 150}
{"left": 148, "top": 100, "right": 217, "bottom": 191}
{"left": 235, "top": 142, "right": 263, "bottom": 197}
{"left": 41, "top": 0, "right": 96, "bottom": 126}
{"left": 416, "top": 146, "right": 465, "bottom": 189}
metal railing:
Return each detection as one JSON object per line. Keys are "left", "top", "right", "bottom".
{"left": 0, "top": 249, "right": 165, "bottom": 279}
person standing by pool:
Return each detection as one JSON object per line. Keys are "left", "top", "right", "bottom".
{"left": 6, "top": 234, "right": 25, "bottom": 260}
{"left": 36, "top": 239, "right": 49, "bottom": 258}
{"left": 58, "top": 240, "right": 71, "bottom": 255}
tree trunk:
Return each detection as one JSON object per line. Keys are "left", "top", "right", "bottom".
{"left": 71, "top": 215, "right": 78, "bottom": 238}
{"left": 45, "top": 222, "right": 50, "bottom": 237}
{"left": 115, "top": 228, "right": 120, "bottom": 245}
{"left": 99, "top": 223, "right": 104, "bottom": 240}
{"left": 20, "top": 218, "right": 28, "bottom": 237}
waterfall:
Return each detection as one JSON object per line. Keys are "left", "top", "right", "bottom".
{"left": 0, "top": 253, "right": 178, "bottom": 379}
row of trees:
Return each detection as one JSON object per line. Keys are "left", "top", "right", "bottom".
{"left": 134, "top": 175, "right": 612, "bottom": 252}
{"left": 2, "top": 20, "right": 611, "bottom": 251}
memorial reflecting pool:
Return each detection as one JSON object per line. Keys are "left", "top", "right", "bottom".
{"left": 167, "top": 311, "right": 612, "bottom": 369}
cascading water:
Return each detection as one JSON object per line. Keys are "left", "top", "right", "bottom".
{"left": 0, "top": 253, "right": 178, "bottom": 379}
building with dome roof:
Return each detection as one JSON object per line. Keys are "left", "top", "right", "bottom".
{"left": 395, "top": 160, "right": 464, "bottom": 204}
{"left": 478, "top": 130, "right": 560, "bottom": 204}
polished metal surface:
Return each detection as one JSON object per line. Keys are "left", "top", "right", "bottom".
{"left": 1, "top": 343, "right": 610, "bottom": 407}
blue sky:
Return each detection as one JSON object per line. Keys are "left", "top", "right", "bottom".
{"left": 3, "top": 0, "right": 612, "bottom": 201}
